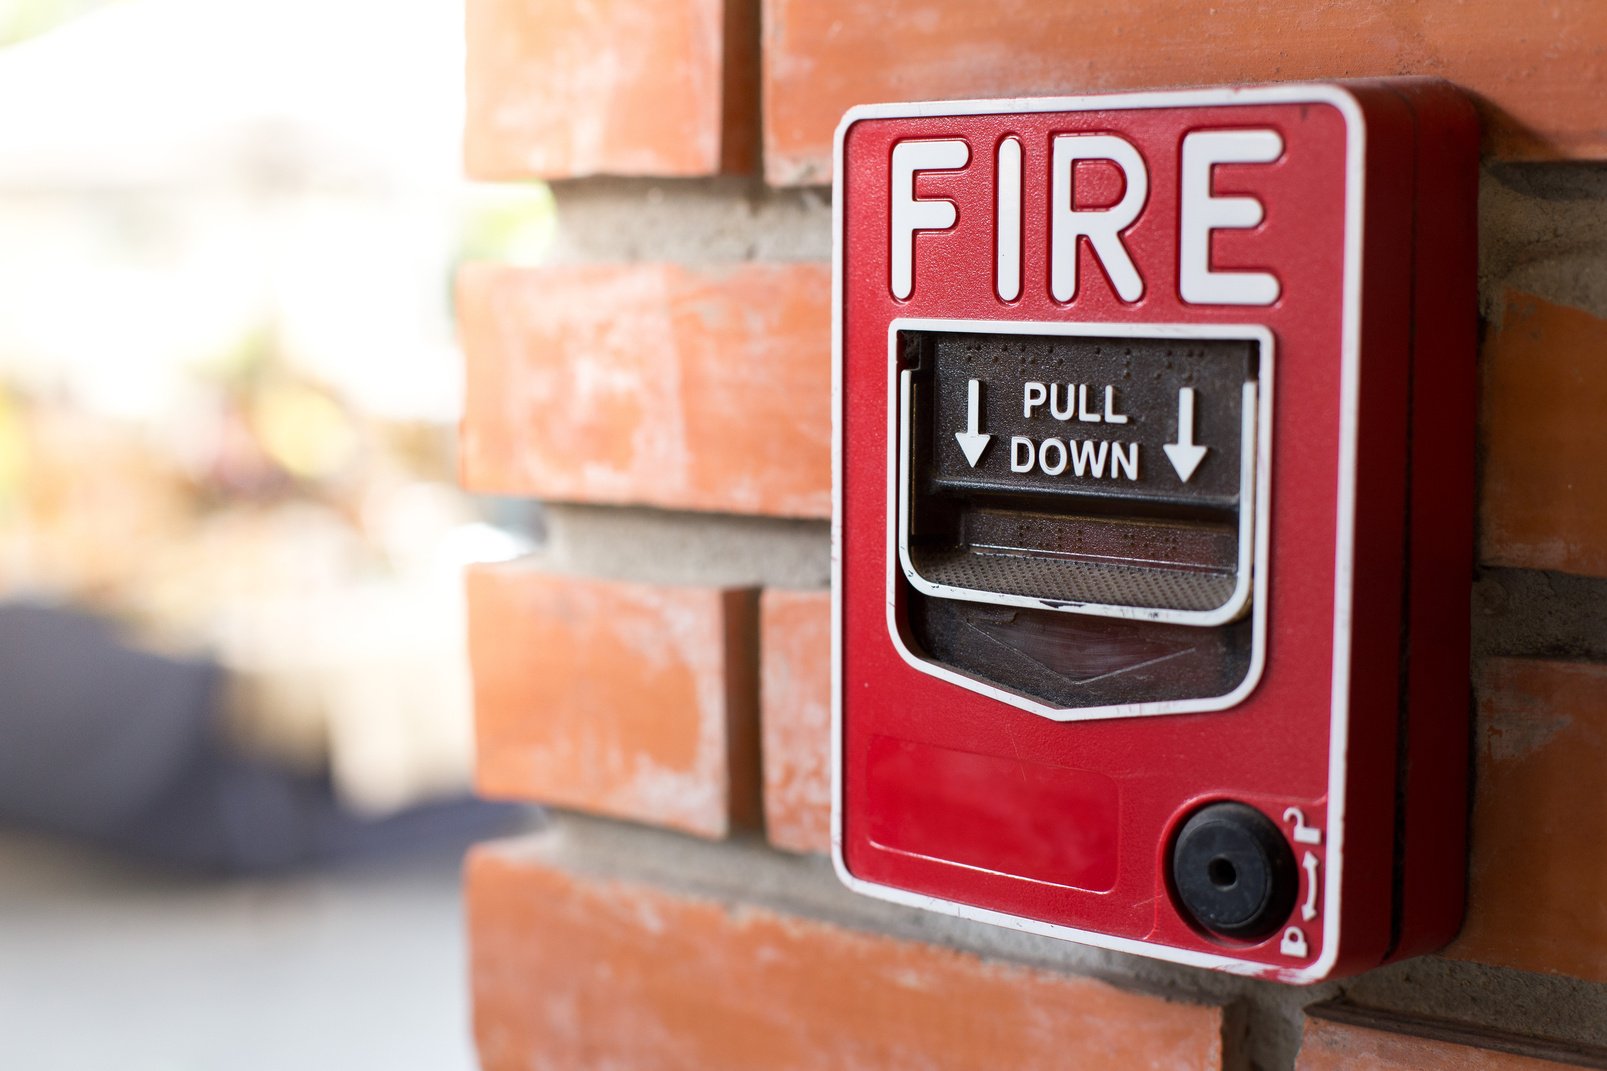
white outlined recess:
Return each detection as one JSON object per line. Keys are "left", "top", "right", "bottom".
{"left": 886, "top": 317, "right": 1274, "bottom": 724}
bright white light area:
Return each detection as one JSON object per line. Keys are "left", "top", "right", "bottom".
{"left": 0, "top": 0, "right": 547, "bottom": 423}
{"left": 0, "top": 0, "right": 465, "bottom": 189}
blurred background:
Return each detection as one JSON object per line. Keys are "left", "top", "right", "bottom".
{"left": 0, "top": 0, "right": 547, "bottom": 1064}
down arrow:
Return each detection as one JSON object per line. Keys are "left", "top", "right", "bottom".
{"left": 1163, "top": 386, "right": 1209, "bottom": 482}
{"left": 954, "top": 378, "right": 991, "bottom": 467}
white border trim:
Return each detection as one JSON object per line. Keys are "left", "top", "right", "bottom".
{"left": 830, "top": 83, "right": 1364, "bottom": 984}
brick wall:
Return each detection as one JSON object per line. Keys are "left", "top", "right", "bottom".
{"left": 458, "top": 2, "right": 1607, "bottom": 1067}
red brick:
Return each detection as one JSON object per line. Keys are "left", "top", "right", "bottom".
{"left": 467, "top": 566, "right": 759, "bottom": 838}
{"left": 458, "top": 262, "right": 831, "bottom": 518}
{"left": 1450, "top": 658, "right": 1607, "bottom": 982}
{"left": 759, "top": 588, "right": 831, "bottom": 854}
{"left": 468, "top": 840, "right": 1224, "bottom": 1071}
{"left": 1480, "top": 293, "right": 1607, "bottom": 579}
{"left": 762, "top": 1, "right": 1607, "bottom": 184}
{"left": 465, "top": 0, "right": 756, "bottom": 179}
{"left": 1297, "top": 1016, "right": 1592, "bottom": 1070}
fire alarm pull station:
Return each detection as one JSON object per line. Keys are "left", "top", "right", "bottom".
{"left": 831, "top": 82, "right": 1478, "bottom": 982}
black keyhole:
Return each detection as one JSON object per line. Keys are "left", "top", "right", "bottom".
{"left": 1169, "top": 801, "right": 1298, "bottom": 941}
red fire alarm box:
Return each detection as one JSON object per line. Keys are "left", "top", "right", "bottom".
{"left": 831, "top": 82, "right": 1478, "bottom": 982}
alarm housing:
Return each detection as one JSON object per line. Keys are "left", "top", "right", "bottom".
{"left": 831, "top": 81, "right": 1478, "bottom": 983}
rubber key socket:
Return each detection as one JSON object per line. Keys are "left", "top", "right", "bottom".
{"left": 1170, "top": 801, "right": 1298, "bottom": 941}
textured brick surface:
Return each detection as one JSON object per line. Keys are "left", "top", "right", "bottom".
{"left": 759, "top": 589, "right": 831, "bottom": 854}
{"left": 459, "top": 262, "right": 832, "bottom": 518}
{"left": 762, "top": 1, "right": 1607, "bottom": 183}
{"left": 1451, "top": 658, "right": 1607, "bottom": 982}
{"left": 467, "top": 566, "right": 759, "bottom": 838}
{"left": 457, "top": 0, "right": 1607, "bottom": 1059}
{"left": 468, "top": 840, "right": 1224, "bottom": 1071}
{"left": 465, "top": 0, "right": 756, "bottom": 178}
{"left": 1297, "top": 1016, "right": 1592, "bottom": 1070}
{"left": 1480, "top": 293, "right": 1607, "bottom": 579}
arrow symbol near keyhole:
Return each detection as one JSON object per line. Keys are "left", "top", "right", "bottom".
{"left": 954, "top": 378, "right": 991, "bottom": 467}
{"left": 1163, "top": 386, "right": 1210, "bottom": 482}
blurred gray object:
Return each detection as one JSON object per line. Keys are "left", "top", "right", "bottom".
{"left": 0, "top": 601, "right": 518, "bottom": 872}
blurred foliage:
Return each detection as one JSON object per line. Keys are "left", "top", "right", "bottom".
{"left": 0, "top": 323, "right": 459, "bottom": 609}
{"left": 0, "top": 0, "right": 120, "bottom": 46}
{"left": 0, "top": 388, "right": 24, "bottom": 516}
